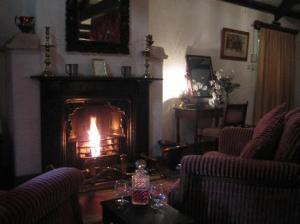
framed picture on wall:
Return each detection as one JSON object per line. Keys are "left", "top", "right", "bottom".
{"left": 220, "top": 28, "right": 249, "bottom": 61}
{"left": 92, "top": 59, "right": 108, "bottom": 76}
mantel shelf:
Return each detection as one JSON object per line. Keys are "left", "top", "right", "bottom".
{"left": 31, "top": 75, "right": 163, "bottom": 82}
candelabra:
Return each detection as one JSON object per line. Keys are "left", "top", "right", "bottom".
{"left": 42, "top": 26, "right": 54, "bottom": 76}
{"left": 142, "top": 34, "right": 154, "bottom": 78}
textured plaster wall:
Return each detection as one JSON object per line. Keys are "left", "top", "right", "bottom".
{"left": 149, "top": 0, "right": 300, "bottom": 143}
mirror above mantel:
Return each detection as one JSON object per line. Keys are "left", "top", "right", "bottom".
{"left": 66, "top": 0, "right": 129, "bottom": 54}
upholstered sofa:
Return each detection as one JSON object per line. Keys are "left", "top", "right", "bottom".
{"left": 0, "top": 167, "right": 83, "bottom": 224}
{"left": 169, "top": 104, "right": 300, "bottom": 224}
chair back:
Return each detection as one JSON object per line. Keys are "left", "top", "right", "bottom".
{"left": 222, "top": 102, "right": 248, "bottom": 127}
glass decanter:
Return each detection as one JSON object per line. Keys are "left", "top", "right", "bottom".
{"left": 131, "top": 160, "right": 150, "bottom": 205}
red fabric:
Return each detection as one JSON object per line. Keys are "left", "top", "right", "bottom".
{"left": 284, "top": 107, "right": 300, "bottom": 120}
{"left": 274, "top": 110, "right": 300, "bottom": 163}
{"left": 169, "top": 154, "right": 300, "bottom": 223}
{"left": 218, "top": 127, "right": 253, "bottom": 156}
{"left": 240, "top": 103, "right": 287, "bottom": 159}
{"left": 0, "top": 168, "right": 83, "bottom": 224}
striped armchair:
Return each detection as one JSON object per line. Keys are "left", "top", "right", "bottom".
{"left": 168, "top": 127, "right": 300, "bottom": 224}
{"left": 0, "top": 167, "right": 83, "bottom": 224}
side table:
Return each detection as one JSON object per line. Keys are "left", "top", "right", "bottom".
{"left": 101, "top": 198, "right": 196, "bottom": 224}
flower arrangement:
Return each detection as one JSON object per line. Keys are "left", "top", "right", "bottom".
{"left": 209, "top": 69, "right": 240, "bottom": 106}
{"left": 191, "top": 79, "right": 208, "bottom": 96}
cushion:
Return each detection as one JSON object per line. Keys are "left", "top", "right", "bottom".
{"left": 274, "top": 109, "right": 300, "bottom": 163}
{"left": 284, "top": 107, "right": 300, "bottom": 121}
{"left": 240, "top": 103, "right": 287, "bottom": 160}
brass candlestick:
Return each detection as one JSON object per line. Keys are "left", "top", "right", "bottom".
{"left": 42, "top": 26, "right": 54, "bottom": 76}
{"left": 142, "top": 34, "right": 154, "bottom": 78}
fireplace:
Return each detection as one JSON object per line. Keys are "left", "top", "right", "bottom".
{"left": 33, "top": 76, "right": 159, "bottom": 177}
{"left": 64, "top": 98, "right": 128, "bottom": 169}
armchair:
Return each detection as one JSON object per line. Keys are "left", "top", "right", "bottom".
{"left": 169, "top": 127, "right": 300, "bottom": 224}
{"left": 0, "top": 167, "right": 83, "bottom": 224}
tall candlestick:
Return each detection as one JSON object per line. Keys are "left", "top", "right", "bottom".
{"left": 42, "top": 26, "right": 54, "bottom": 76}
{"left": 142, "top": 34, "right": 154, "bottom": 78}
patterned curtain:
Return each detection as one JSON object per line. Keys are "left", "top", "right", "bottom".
{"left": 254, "top": 28, "right": 296, "bottom": 123}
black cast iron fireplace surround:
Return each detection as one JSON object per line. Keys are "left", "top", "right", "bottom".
{"left": 32, "top": 76, "right": 161, "bottom": 171}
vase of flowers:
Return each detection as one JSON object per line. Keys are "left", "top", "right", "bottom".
{"left": 209, "top": 69, "right": 240, "bottom": 106}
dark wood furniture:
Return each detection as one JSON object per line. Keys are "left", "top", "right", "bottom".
{"left": 101, "top": 198, "right": 196, "bottom": 224}
{"left": 197, "top": 102, "right": 248, "bottom": 144}
{"left": 174, "top": 106, "right": 223, "bottom": 145}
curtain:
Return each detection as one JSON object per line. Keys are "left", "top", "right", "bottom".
{"left": 254, "top": 28, "right": 296, "bottom": 123}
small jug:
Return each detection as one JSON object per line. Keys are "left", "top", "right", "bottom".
{"left": 15, "top": 16, "right": 35, "bottom": 33}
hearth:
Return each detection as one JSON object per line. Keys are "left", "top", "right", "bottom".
{"left": 32, "top": 76, "right": 160, "bottom": 188}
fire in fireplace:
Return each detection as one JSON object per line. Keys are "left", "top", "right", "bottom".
{"left": 34, "top": 76, "right": 156, "bottom": 190}
{"left": 64, "top": 98, "right": 128, "bottom": 168}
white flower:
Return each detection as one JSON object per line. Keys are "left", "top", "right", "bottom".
{"left": 215, "top": 71, "right": 221, "bottom": 80}
{"left": 212, "top": 92, "right": 217, "bottom": 99}
{"left": 202, "top": 85, "right": 208, "bottom": 91}
{"left": 215, "top": 84, "right": 221, "bottom": 90}
{"left": 197, "top": 83, "right": 203, "bottom": 89}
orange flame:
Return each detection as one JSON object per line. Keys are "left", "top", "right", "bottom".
{"left": 88, "top": 116, "right": 101, "bottom": 157}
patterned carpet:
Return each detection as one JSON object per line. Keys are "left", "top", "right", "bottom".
{"left": 79, "top": 178, "right": 178, "bottom": 224}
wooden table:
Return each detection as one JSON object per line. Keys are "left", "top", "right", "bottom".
{"left": 174, "top": 106, "right": 223, "bottom": 144}
{"left": 101, "top": 198, "right": 196, "bottom": 224}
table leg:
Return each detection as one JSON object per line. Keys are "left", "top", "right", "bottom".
{"left": 102, "top": 207, "right": 111, "bottom": 224}
{"left": 176, "top": 116, "right": 180, "bottom": 144}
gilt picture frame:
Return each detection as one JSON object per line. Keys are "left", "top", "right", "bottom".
{"left": 93, "top": 59, "right": 108, "bottom": 76}
{"left": 221, "top": 28, "right": 249, "bottom": 61}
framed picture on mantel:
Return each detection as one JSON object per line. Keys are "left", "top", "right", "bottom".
{"left": 93, "top": 59, "right": 108, "bottom": 76}
{"left": 221, "top": 28, "right": 249, "bottom": 61}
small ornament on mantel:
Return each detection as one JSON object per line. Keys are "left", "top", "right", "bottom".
{"left": 142, "top": 34, "right": 154, "bottom": 78}
{"left": 41, "top": 26, "right": 54, "bottom": 76}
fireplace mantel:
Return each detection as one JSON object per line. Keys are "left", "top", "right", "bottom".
{"left": 31, "top": 75, "right": 162, "bottom": 82}
{"left": 32, "top": 75, "right": 162, "bottom": 170}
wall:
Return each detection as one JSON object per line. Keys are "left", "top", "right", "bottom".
{"left": 149, "top": 0, "right": 300, "bottom": 143}
{"left": 34, "top": 0, "right": 148, "bottom": 76}
{"left": 0, "top": 0, "right": 165, "bottom": 176}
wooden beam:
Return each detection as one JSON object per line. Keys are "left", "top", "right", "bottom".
{"left": 220, "top": 0, "right": 277, "bottom": 14}
{"left": 220, "top": 0, "right": 300, "bottom": 21}
{"left": 254, "top": 20, "right": 298, "bottom": 35}
{"left": 274, "top": 0, "right": 300, "bottom": 21}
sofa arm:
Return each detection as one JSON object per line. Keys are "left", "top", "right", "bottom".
{"left": 0, "top": 167, "right": 83, "bottom": 224}
{"left": 167, "top": 179, "right": 181, "bottom": 207}
{"left": 178, "top": 155, "right": 300, "bottom": 223}
{"left": 182, "top": 154, "right": 299, "bottom": 184}
{"left": 218, "top": 127, "right": 253, "bottom": 155}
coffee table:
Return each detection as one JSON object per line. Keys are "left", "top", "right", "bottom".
{"left": 101, "top": 198, "right": 196, "bottom": 224}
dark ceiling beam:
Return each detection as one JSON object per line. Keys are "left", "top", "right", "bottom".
{"left": 220, "top": 0, "right": 277, "bottom": 14}
{"left": 286, "top": 9, "right": 300, "bottom": 20}
{"left": 274, "top": 0, "right": 300, "bottom": 21}
{"left": 220, "top": 0, "right": 300, "bottom": 21}
{"left": 254, "top": 20, "right": 298, "bottom": 34}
